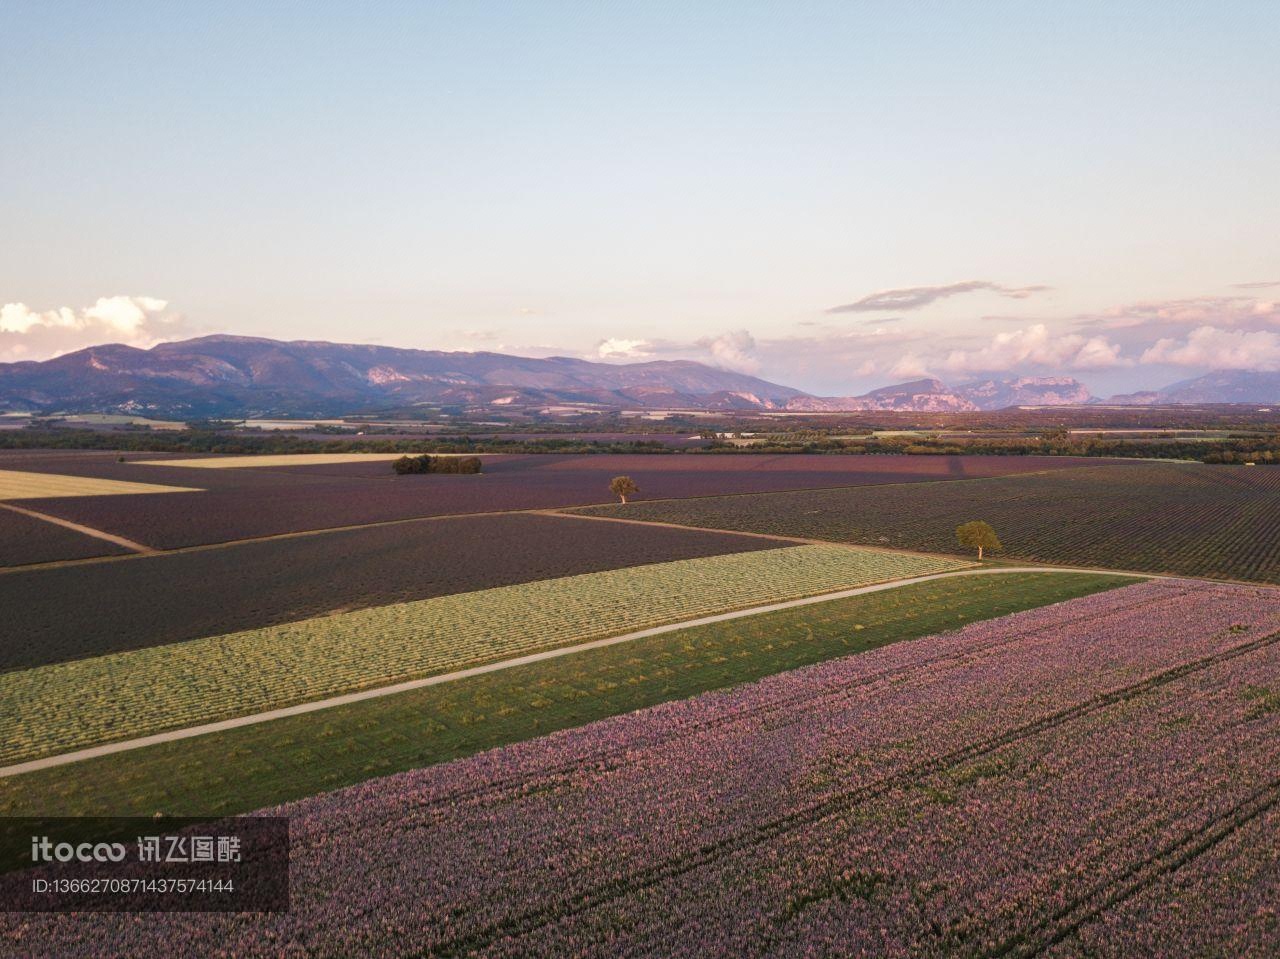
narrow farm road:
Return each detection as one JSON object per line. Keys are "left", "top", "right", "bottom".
{"left": 0, "top": 502, "right": 155, "bottom": 555}
{"left": 0, "top": 565, "right": 1152, "bottom": 780}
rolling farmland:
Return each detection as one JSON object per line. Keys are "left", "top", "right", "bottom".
{"left": 0, "top": 450, "right": 1103, "bottom": 552}
{"left": 0, "top": 572, "right": 1126, "bottom": 828}
{"left": 1, "top": 444, "right": 1276, "bottom": 957}
{"left": 11, "top": 580, "right": 1279, "bottom": 956}
{"left": 0, "top": 512, "right": 783, "bottom": 671}
{"left": 0, "top": 545, "right": 967, "bottom": 764}
{"left": 574, "top": 461, "right": 1280, "bottom": 583}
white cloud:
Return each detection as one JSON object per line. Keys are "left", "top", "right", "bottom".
{"left": 1081, "top": 295, "right": 1280, "bottom": 332}
{"left": 940, "top": 324, "right": 1130, "bottom": 372}
{"left": 1140, "top": 325, "right": 1280, "bottom": 371}
{"left": 0, "top": 296, "right": 180, "bottom": 361}
{"left": 888, "top": 353, "right": 934, "bottom": 378}
{"left": 592, "top": 330, "right": 761, "bottom": 374}
{"left": 595, "top": 337, "right": 653, "bottom": 360}
{"left": 697, "top": 329, "right": 759, "bottom": 374}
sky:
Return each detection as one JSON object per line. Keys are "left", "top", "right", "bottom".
{"left": 2, "top": 1, "right": 1278, "bottom": 396}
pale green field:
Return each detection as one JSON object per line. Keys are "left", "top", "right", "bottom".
{"left": 0, "top": 545, "right": 968, "bottom": 764}
{"left": 0, "top": 469, "right": 199, "bottom": 501}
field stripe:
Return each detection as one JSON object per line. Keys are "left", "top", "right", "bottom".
{"left": 132, "top": 453, "right": 493, "bottom": 468}
{"left": 0, "top": 566, "right": 1134, "bottom": 780}
{"left": 0, "top": 468, "right": 199, "bottom": 500}
{"left": 0, "top": 502, "right": 155, "bottom": 555}
{"left": 0, "top": 503, "right": 813, "bottom": 577}
{"left": 426, "top": 615, "right": 1280, "bottom": 957}
{"left": 0, "top": 546, "right": 966, "bottom": 765}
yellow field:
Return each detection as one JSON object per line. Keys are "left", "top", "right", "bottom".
{"left": 0, "top": 470, "right": 200, "bottom": 501}
{"left": 134, "top": 453, "right": 468, "bottom": 468}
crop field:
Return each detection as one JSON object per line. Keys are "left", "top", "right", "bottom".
{"left": 133, "top": 452, "right": 493, "bottom": 468}
{"left": 0, "top": 545, "right": 966, "bottom": 764}
{"left": 0, "top": 468, "right": 197, "bottom": 500}
{"left": 0, "top": 450, "right": 1102, "bottom": 551}
{"left": 11, "top": 580, "right": 1279, "bottom": 956}
{"left": 133, "top": 452, "right": 436, "bottom": 467}
{"left": 0, "top": 513, "right": 784, "bottom": 671}
{"left": 575, "top": 461, "right": 1280, "bottom": 583}
{"left": 0, "top": 572, "right": 1126, "bottom": 828}
{"left": 0, "top": 508, "right": 129, "bottom": 567}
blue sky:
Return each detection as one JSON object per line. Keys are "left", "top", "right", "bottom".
{"left": 2, "top": 1, "right": 1278, "bottom": 394}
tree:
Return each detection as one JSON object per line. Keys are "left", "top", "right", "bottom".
{"left": 609, "top": 475, "right": 639, "bottom": 504}
{"left": 956, "top": 520, "right": 1001, "bottom": 560}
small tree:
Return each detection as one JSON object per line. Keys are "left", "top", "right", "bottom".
{"left": 956, "top": 520, "right": 1002, "bottom": 560}
{"left": 609, "top": 475, "right": 639, "bottom": 504}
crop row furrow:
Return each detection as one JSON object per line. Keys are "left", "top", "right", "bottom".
{"left": 423, "top": 622, "right": 1280, "bottom": 956}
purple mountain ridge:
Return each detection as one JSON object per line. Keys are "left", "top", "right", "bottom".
{"left": 1, "top": 335, "right": 1274, "bottom": 416}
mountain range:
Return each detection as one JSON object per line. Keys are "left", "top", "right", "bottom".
{"left": 0, "top": 335, "right": 1276, "bottom": 417}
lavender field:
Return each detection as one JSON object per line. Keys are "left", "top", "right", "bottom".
{"left": 7, "top": 579, "right": 1280, "bottom": 957}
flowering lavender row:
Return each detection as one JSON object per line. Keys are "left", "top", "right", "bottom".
{"left": 6, "top": 579, "right": 1280, "bottom": 957}
{"left": 1044, "top": 804, "right": 1280, "bottom": 958}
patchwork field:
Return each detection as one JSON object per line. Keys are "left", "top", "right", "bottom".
{"left": 3, "top": 444, "right": 1276, "bottom": 955}
{"left": 12, "top": 580, "right": 1278, "bottom": 956}
{"left": 0, "top": 544, "right": 967, "bottom": 764}
{"left": 133, "top": 452, "right": 465, "bottom": 468}
{"left": 0, "top": 512, "right": 783, "bottom": 671}
{"left": 0, "top": 450, "right": 1103, "bottom": 553}
{"left": 0, "top": 468, "right": 197, "bottom": 500}
{"left": 0, "top": 508, "right": 128, "bottom": 567}
{"left": 0, "top": 573, "right": 1128, "bottom": 849}
{"left": 574, "top": 461, "right": 1280, "bottom": 583}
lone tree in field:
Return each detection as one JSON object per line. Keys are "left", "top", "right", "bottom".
{"left": 610, "top": 475, "right": 639, "bottom": 504}
{"left": 956, "top": 520, "right": 1002, "bottom": 560}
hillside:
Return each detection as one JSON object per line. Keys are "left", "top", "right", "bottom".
{"left": 0, "top": 335, "right": 804, "bottom": 417}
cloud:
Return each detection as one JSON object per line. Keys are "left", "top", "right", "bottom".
{"left": 593, "top": 329, "right": 762, "bottom": 374}
{"left": 1140, "top": 325, "right": 1280, "bottom": 371}
{"left": 1077, "top": 295, "right": 1280, "bottom": 332}
{"left": 827, "top": 281, "right": 1050, "bottom": 314}
{"left": 595, "top": 337, "right": 653, "bottom": 360}
{"left": 940, "top": 324, "right": 1131, "bottom": 373}
{"left": 1232, "top": 280, "right": 1280, "bottom": 290}
{"left": 697, "top": 330, "right": 759, "bottom": 374}
{"left": 888, "top": 353, "right": 934, "bottom": 379}
{"left": 0, "top": 296, "right": 181, "bottom": 362}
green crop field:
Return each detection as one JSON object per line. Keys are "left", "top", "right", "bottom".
{"left": 0, "top": 572, "right": 1129, "bottom": 838}
{"left": 0, "top": 544, "right": 967, "bottom": 764}
{"left": 571, "top": 462, "right": 1280, "bottom": 583}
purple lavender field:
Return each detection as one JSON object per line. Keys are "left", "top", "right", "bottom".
{"left": 8, "top": 579, "right": 1280, "bottom": 957}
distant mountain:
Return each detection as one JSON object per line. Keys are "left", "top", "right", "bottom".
{"left": 1111, "top": 370, "right": 1280, "bottom": 406}
{"left": 788, "top": 376, "right": 1093, "bottom": 413}
{"left": 10, "top": 333, "right": 1272, "bottom": 417}
{"left": 0, "top": 335, "right": 805, "bottom": 417}
{"left": 957, "top": 376, "right": 1093, "bottom": 409}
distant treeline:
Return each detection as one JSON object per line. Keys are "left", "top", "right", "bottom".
{"left": 392, "top": 454, "right": 483, "bottom": 474}
{"left": 704, "top": 433, "right": 1280, "bottom": 463}
{"left": 6, "top": 428, "right": 1280, "bottom": 464}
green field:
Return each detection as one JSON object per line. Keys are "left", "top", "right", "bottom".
{"left": 572, "top": 462, "right": 1280, "bottom": 583}
{"left": 0, "top": 572, "right": 1129, "bottom": 835}
{"left": 0, "top": 544, "right": 967, "bottom": 764}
